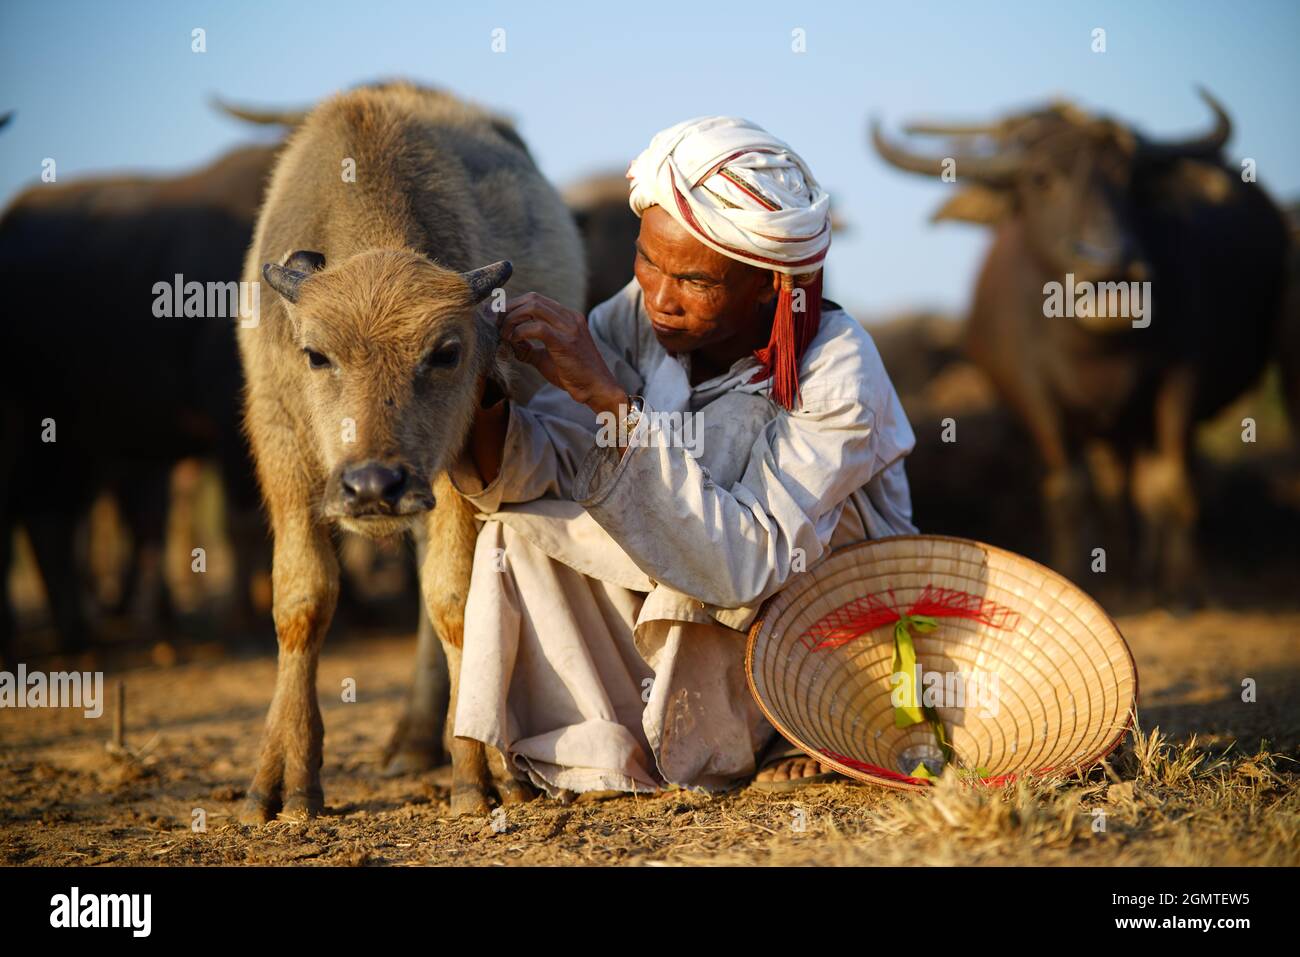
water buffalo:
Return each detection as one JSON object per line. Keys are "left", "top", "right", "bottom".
{"left": 239, "top": 82, "right": 585, "bottom": 821}
{"left": 1281, "top": 203, "right": 1300, "bottom": 439}
{"left": 215, "top": 85, "right": 553, "bottom": 784}
{"left": 562, "top": 173, "right": 642, "bottom": 311}
{"left": 873, "top": 90, "right": 1291, "bottom": 601}
{"left": 0, "top": 141, "right": 281, "bottom": 666}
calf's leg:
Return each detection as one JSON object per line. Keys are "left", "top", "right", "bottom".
{"left": 417, "top": 477, "right": 537, "bottom": 813}
{"left": 488, "top": 744, "right": 536, "bottom": 805}
{"left": 239, "top": 509, "right": 339, "bottom": 824}
{"left": 440, "top": 640, "right": 491, "bottom": 816}
{"left": 382, "top": 593, "right": 450, "bottom": 775}
{"left": 420, "top": 477, "right": 493, "bottom": 816}
{"left": 382, "top": 518, "right": 449, "bottom": 776}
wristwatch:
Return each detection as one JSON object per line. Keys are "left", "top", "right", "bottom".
{"left": 622, "top": 394, "right": 645, "bottom": 445}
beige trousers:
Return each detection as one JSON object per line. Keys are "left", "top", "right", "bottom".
{"left": 453, "top": 519, "right": 777, "bottom": 796}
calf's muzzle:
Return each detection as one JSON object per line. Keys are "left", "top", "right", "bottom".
{"left": 341, "top": 462, "right": 409, "bottom": 508}
{"left": 331, "top": 461, "right": 434, "bottom": 520}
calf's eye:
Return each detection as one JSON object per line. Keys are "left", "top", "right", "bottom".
{"left": 303, "top": 348, "right": 332, "bottom": 370}
{"left": 423, "top": 343, "right": 461, "bottom": 370}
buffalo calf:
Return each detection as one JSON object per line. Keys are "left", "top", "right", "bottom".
{"left": 238, "top": 83, "right": 584, "bottom": 821}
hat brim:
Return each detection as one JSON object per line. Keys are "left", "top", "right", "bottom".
{"left": 745, "top": 535, "right": 1139, "bottom": 791}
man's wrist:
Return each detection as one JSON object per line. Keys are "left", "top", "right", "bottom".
{"left": 588, "top": 383, "right": 630, "bottom": 420}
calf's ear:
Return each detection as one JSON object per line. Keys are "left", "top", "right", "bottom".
{"left": 285, "top": 250, "right": 326, "bottom": 273}
{"left": 469, "top": 298, "right": 518, "bottom": 395}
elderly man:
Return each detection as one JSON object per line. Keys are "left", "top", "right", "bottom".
{"left": 449, "top": 116, "right": 917, "bottom": 797}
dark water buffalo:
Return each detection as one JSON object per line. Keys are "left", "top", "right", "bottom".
{"left": 562, "top": 173, "right": 641, "bottom": 311}
{"left": 1281, "top": 203, "right": 1300, "bottom": 438}
{"left": 873, "top": 90, "right": 1291, "bottom": 600}
{"left": 0, "top": 142, "right": 279, "bottom": 665}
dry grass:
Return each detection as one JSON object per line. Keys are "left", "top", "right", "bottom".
{"left": 791, "top": 722, "right": 1300, "bottom": 867}
{"left": 364, "top": 721, "right": 1294, "bottom": 867}
{"left": 3, "top": 618, "right": 1297, "bottom": 867}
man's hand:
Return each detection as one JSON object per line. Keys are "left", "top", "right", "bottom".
{"left": 499, "top": 293, "right": 627, "bottom": 419}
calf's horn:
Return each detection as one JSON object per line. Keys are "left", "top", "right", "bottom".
{"left": 462, "top": 260, "right": 513, "bottom": 303}
{"left": 262, "top": 262, "right": 310, "bottom": 303}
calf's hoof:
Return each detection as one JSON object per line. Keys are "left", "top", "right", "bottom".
{"left": 381, "top": 733, "right": 444, "bottom": 777}
{"left": 450, "top": 784, "right": 492, "bottom": 818}
{"left": 279, "top": 789, "right": 325, "bottom": 822}
{"left": 238, "top": 792, "right": 280, "bottom": 826}
{"left": 496, "top": 778, "right": 537, "bottom": 806}
{"left": 238, "top": 781, "right": 325, "bottom": 825}
{"left": 381, "top": 712, "right": 446, "bottom": 777}
{"left": 383, "top": 749, "right": 441, "bottom": 777}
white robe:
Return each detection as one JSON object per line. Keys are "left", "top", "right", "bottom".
{"left": 449, "top": 279, "right": 918, "bottom": 796}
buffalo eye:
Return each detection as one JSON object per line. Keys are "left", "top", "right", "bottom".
{"left": 422, "top": 343, "right": 461, "bottom": 371}
{"left": 303, "top": 348, "right": 332, "bottom": 370}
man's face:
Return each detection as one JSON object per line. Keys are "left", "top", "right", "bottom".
{"left": 633, "top": 204, "right": 778, "bottom": 355}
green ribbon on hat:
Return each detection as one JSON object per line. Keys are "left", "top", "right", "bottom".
{"left": 890, "top": 613, "right": 954, "bottom": 779}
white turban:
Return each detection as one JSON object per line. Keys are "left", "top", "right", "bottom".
{"left": 626, "top": 116, "right": 831, "bottom": 275}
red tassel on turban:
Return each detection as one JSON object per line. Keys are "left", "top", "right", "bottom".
{"left": 751, "top": 270, "right": 824, "bottom": 410}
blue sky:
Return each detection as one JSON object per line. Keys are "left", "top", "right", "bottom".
{"left": 2, "top": 0, "right": 1297, "bottom": 317}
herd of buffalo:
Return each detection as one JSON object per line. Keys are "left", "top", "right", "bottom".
{"left": 1, "top": 82, "right": 1297, "bottom": 678}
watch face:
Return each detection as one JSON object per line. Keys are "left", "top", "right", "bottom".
{"left": 624, "top": 404, "right": 643, "bottom": 443}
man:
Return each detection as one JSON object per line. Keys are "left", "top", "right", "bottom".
{"left": 449, "top": 116, "right": 917, "bottom": 797}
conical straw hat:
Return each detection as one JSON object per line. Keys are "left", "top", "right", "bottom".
{"left": 746, "top": 535, "right": 1138, "bottom": 790}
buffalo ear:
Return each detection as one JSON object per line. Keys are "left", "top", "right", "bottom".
{"left": 285, "top": 250, "right": 326, "bottom": 274}
{"left": 931, "top": 186, "right": 1013, "bottom": 225}
{"left": 470, "top": 300, "right": 518, "bottom": 394}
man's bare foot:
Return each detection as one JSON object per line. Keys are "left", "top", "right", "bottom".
{"left": 753, "top": 756, "right": 834, "bottom": 785}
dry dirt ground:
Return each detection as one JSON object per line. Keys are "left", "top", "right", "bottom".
{"left": 2, "top": 605, "right": 1298, "bottom": 867}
